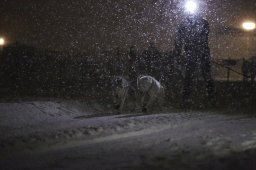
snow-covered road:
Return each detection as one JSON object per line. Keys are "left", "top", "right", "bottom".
{"left": 0, "top": 100, "right": 256, "bottom": 170}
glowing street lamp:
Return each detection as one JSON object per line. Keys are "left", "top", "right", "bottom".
{"left": 185, "top": 0, "right": 198, "bottom": 14}
{"left": 0, "top": 37, "right": 4, "bottom": 56}
{"left": 0, "top": 37, "right": 5, "bottom": 46}
{"left": 242, "top": 22, "right": 255, "bottom": 58}
{"left": 242, "top": 21, "right": 256, "bottom": 31}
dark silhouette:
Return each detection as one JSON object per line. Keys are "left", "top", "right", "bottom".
{"left": 242, "top": 58, "right": 251, "bottom": 81}
{"left": 251, "top": 57, "right": 256, "bottom": 82}
{"left": 174, "top": 15, "right": 215, "bottom": 106}
{"left": 242, "top": 57, "right": 256, "bottom": 82}
{"left": 114, "top": 47, "right": 124, "bottom": 76}
{"left": 127, "top": 46, "right": 138, "bottom": 81}
{"left": 141, "top": 42, "right": 162, "bottom": 81}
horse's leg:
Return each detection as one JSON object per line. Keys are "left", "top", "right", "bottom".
{"left": 131, "top": 90, "right": 139, "bottom": 112}
{"left": 145, "top": 92, "right": 158, "bottom": 112}
{"left": 141, "top": 93, "right": 147, "bottom": 112}
{"left": 156, "top": 95, "right": 164, "bottom": 112}
{"left": 113, "top": 92, "right": 120, "bottom": 110}
{"left": 119, "top": 87, "right": 128, "bottom": 113}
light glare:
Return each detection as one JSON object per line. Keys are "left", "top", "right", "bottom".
{"left": 185, "top": 1, "right": 198, "bottom": 14}
{"left": 0, "top": 38, "right": 4, "bottom": 46}
{"left": 242, "top": 22, "right": 256, "bottom": 31}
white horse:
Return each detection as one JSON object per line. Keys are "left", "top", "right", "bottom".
{"left": 111, "top": 76, "right": 138, "bottom": 113}
{"left": 137, "top": 75, "right": 165, "bottom": 112}
{"left": 111, "top": 76, "right": 130, "bottom": 113}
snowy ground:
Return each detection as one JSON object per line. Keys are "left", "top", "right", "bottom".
{"left": 0, "top": 100, "right": 256, "bottom": 170}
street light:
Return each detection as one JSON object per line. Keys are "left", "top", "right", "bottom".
{"left": 0, "top": 37, "right": 5, "bottom": 46}
{"left": 184, "top": 0, "right": 198, "bottom": 14}
{"left": 0, "top": 37, "right": 5, "bottom": 56}
{"left": 241, "top": 21, "right": 255, "bottom": 58}
{"left": 242, "top": 21, "right": 256, "bottom": 31}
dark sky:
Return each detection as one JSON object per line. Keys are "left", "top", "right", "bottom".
{"left": 0, "top": 0, "right": 255, "bottom": 53}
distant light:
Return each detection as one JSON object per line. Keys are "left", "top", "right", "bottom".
{"left": 242, "top": 22, "right": 256, "bottom": 31}
{"left": 185, "top": 1, "right": 198, "bottom": 14}
{"left": 0, "top": 38, "right": 4, "bottom": 46}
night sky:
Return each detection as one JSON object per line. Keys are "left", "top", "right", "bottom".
{"left": 0, "top": 0, "right": 255, "bottom": 57}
